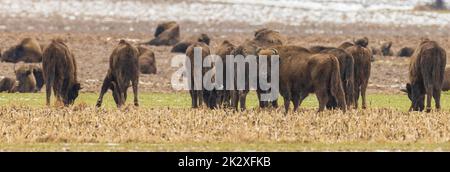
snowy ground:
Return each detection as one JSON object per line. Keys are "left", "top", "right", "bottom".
{"left": 0, "top": 0, "right": 448, "bottom": 28}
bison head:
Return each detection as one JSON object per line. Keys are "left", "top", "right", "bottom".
{"left": 66, "top": 83, "right": 81, "bottom": 105}
{"left": 402, "top": 83, "right": 425, "bottom": 111}
{"left": 198, "top": 34, "right": 211, "bottom": 45}
{"left": 354, "top": 37, "right": 369, "bottom": 48}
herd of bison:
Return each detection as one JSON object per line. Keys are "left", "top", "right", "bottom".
{"left": 0, "top": 21, "right": 449, "bottom": 113}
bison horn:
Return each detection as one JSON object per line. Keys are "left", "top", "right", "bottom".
{"left": 271, "top": 48, "right": 279, "bottom": 55}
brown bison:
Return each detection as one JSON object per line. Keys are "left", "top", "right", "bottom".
{"left": 397, "top": 47, "right": 415, "bottom": 57}
{"left": 380, "top": 41, "right": 394, "bottom": 56}
{"left": 309, "top": 46, "right": 355, "bottom": 108}
{"left": 1, "top": 38, "right": 43, "bottom": 63}
{"left": 137, "top": 46, "right": 157, "bottom": 74}
{"left": 146, "top": 21, "right": 180, "bottom": 46}
{"left": 43, "top": 39, "right": 81, "bottom": 106}
{"left": 262, "top": 46, "right": 346, "bottom": 113}
{"left": 344, "top": 44, "right": 372, "bottom": 109}
{"left": 186, "top": 42, "right": 217, "bottom": 109}
{"left": 0, "top": 77, "right": 16, "bottom": 93}
{"left": 14, "top": 65, "right": 37, "bottom": 93}
{"left": 338, "top": 41, "right": 355, "bottom": 50}
{"left": 96, "top": 40, "right": 140, "bottom": 108}
{"left": 215, "top": 40, "right": 235, "bottom": 107}
{"left": 171, "top": 33, "right": 211, "bottom": 53}
{"left": 405, "top": 40, "right": 446, "bottom": 112}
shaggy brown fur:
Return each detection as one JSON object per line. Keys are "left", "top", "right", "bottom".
{"left": 270, "top": 46, "right": 346, "bottom": 113}
{"left": 186, "top": 42, "right": 217, "bottom": 109}
{"left": 30, "top": 65, "right": 44, "bottom": 91}
{"left": 215, "top": 40, "right": 235, "bottom": 107}
{"left": 380, "top": 41, "right": 394, "bottom": 56}
{"left": 97, "top": 40, "right": 140, "bottom": 108}
{"left": 309, "top": 46, "right": 355, "bottom": 108}
{"left": 1, "top": 38, "right": 43, "bottom": 63}
{"left": 15, "top": 65, "right": 37, "bottom": 93}
{"left": 146, "top": 21, "right": 180, "bottom": 46}
{"left": 354, "top": 37, "right": 369, "bottom": 48}
{"left": 43, "top": 38, "right": 81, "bottom": 106}
{"left": 0, "top": 77, "right": 16, "bottom": 93}
{"left": 253, "top": 28, "right": 283, "bottom": 47}
{"left": 406, "top": 40, "right": 446, "bottom": 112}
{"left": 171, "top": 33, "right": 211, "bottom": 53}
{"left": 397, "top": 47, "right": 415, "bottom": 57}
{"left": 338, "top": 42, "right": 355, "bottom": 49}
{"left": 345, "top": 45, "right": 372, "bottom": 109}
{"left": 137, "top": 46, "right": 157, "bottom": 74}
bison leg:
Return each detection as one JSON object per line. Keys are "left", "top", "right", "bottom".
{"left": 361, "top": 80, "right": 369, "bottom": 109}
{"left": 96, "top": 75, "right": 112, "bottom": 107}
{"left": 45, "top": 84, "right": 52, "bottom": 106}
{"left": 271, "top": 100, "right": 278, "bottom": 108}
{"left": 433, "top": 88, "right": 441, "bottom": 111}
{"left": 132, "top": 79, "right": 139, "bottom": 107}
{"left": 316, "top": 89, "right": 329, "bottom": 112}
{"left": 231, "top": 90, "right": 239, "bottom": 110}
{"left": 354, "top": 85, "right": 360, "bottom": 109}
{"left": 190, "top": 90, "right": 198, "bottom": 108}
{"left": 425, "top": 86, "right": 433, "bottom": 113}
{"left": 239, "top": 91, "right": 248, "bottom": 111}
{"left": 283, "top": 96, "right": 290, "bottom": 114}
{"left": 291, "top": 93, "right": 300, "bottom": 112}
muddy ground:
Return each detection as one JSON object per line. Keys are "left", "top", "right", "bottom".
{"left": 0, "top": 15, "right": 449, "bottom": 94}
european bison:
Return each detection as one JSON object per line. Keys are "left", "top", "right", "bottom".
{"left": 1, "top": 38, "right": 43, "bottom": 63}
{"left": 263, "top": 46, "right": 346, "bottom": 113}
{"left": 354, "top": 37, "right": 369, "bottom": 48}
{"left": 405, "top": 40, "right": 446, "bottom": 112}
{"left": 380, "top": 41, "right": 394, "bottom": 56}
{"left": 0, "top": 77, "right": 16, "bottom": 93}
{"left": 186, "top": 42, "right": 217, "bottom": 109}
{"left": 309, "top": 46, "right": 355, "bottom": 108}
{"left": 338, "top": 41, "right": 355, "bottom": 50}
{"left": 344, "top": 44, "right": 372, "bottom": 109}
{"left": 215, "top": 40, "right": 235, "bottom": 107}
{"left": 146, "top": 21, "right": 180, "bottom": 46}
{"left": 397, "top": 47, "right": 415, "bottom": 57}
{"left": 96, "top": 40, "right": 140, "bottom": 108}
{"left": 171, "top": 33, "right": 211, "bottom": 53}
{"left": 15, "top": 65, "right": 37, "bottom": 93}
{"left": 43, "top": 39, "right": 81, "bottom": 106}
{"left": 137, "top": 46, "right": 157, "bottom": 74}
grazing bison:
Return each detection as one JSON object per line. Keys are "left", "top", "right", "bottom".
{"left": 14, "top": 65, "right": 37, "bottom": 93}
{"left": 0, "top": 77, "right": 16, "bottom": 93}
{"left": 171, "top": 33, "right": 211, "bottom": 53}
{"left": 264, "top": 46, "right": 346, "bottom": 113}
{"left": 397, "top": 47, "right": 415, "bottom": 57}
{"left": 215, "top": 40, "right": 235, "bottom": 107}
{"left": 137, "top": 46, "right": 157, "bottom": 74}
{"left": 345, "top": 44, "right": 372, "bottom": 109}
{"left": 186, "top": 42, "right": 217, "bottom": 109}
{"left": 309, "top": 46, "right": 355, "bottom": 108}
{"left": 146, "top": 21, "right": 180, "bottom": 46}
{"left": 97, "top": 40, "right": 140, "bottom": 108}
{"left": 43, "top": 39, "right": 81, "bottom": 106}
{"left": 405, "top": 40, "right": 446, "bottom": 112}
{"left": 1, "top": 38, "right": 43, "bottom": 63}
{"left": 338, "top": 42, "right": 355, "bottom": 50}
{"left": 380, "top": 41, "right": 394, "bottom": 56}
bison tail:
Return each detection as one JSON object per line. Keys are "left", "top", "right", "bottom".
{"left": 329, "top": 56, "right": 347, "bottom": 112}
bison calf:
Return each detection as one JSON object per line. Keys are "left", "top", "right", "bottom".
{"left": 97, "top": 40, "right": 140, "bottom": 108}
{"left": 0, "top": 77, "right": 16, "bottom": 93}
{"left": 405, "top": 40, "right": 446, "bottom": 112}
{"left": 43, "top": 39, "right": 81, "bottom": 106}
